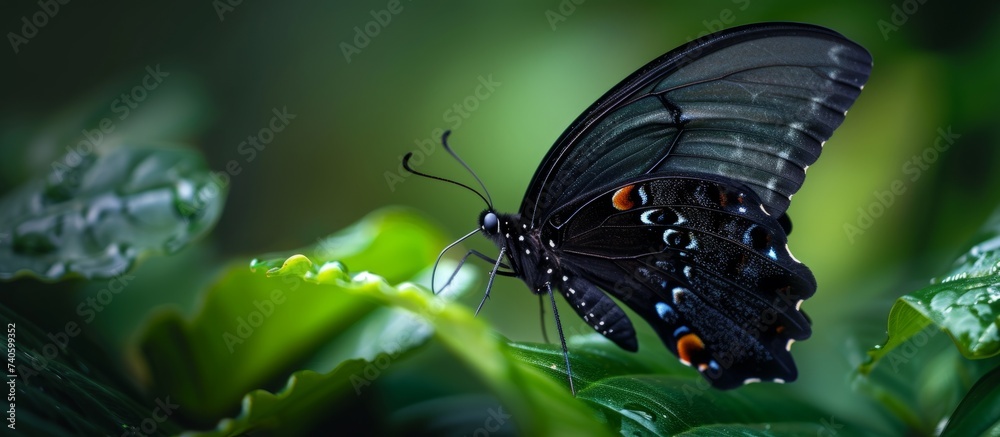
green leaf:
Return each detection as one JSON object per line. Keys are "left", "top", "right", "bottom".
{"left": 861, "top": 213, "right": 1000, "bottom": 374}
{"left": 221, "top": 251, "right": 611, "bottom": 436}
{"left": 183, "top": 361, "right": 373, "bottom": 437}
{"left": 135, "top": 209, "right": 462, "bottom": 423}
{"left": 581, "top": 376, "right": 838, "bottom": 436}
{"left": 0, "top": 145, "right": 225, "bottom": 281}
{"left": 250, "top": 207, "right": 449, "bottom": 283}
{"left": 941, "top": 365, "right": 1000, "bottom": 436}
{"left": 0, "top": 304, "right": 182, "bottom": 436}
{"left": 511, "top": 337, "right": 846, "bottom": 436}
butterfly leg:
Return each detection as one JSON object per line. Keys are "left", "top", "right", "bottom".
{"left": 538, "top": 294, "right": 550, "bottom": 344}
{"left": 435, "top": 247, "right": 514, "bottom": 294}
{"left": 546, "top": 282, "right": 576, "bottom": 396}
{"left": 475, "top": 246, "right": 507, "bottom": 316}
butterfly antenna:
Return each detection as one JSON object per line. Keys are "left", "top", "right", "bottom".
{"left": 431, "top": 227, "right": 481, "bottom": 294}
{"left": 402, "top": 153, "right": 491, "bottom": 209}
{"left": 440, "top": 131, "right": 494, "bottom": 208}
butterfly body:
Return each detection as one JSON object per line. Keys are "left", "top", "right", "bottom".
{"left": 480, "top": 209, "right": 641, "bottom": 351}
{"left": 414, "top": 22, "right": 871, "bottom": 390}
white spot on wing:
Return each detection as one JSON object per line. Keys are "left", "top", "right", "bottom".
{"left": 672, "top": 287, "right": 685, "bottom": 304}
{"left": 766, "top": 177, "right": 778, "bottom": 191}
{"left": 788, "top": 122, "right": 805, "bottom": 138}
{"left": 640, "top": 209, "right": 657, "bottom": 225}
{"left": 685, "top": 235, "right": 698, "bottom": 250}
{"left": 638, "top": 185, "right": 648, "bottom": 205}
{"left": 663, "top": 229, "right": 678, "bottom": 244}
{"left": 785, "top": 244, "right": 801, "bottom": 263}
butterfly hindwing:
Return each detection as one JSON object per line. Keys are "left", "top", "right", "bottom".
{"left": 548, "top": 175, "right": 814, "bottom": 388}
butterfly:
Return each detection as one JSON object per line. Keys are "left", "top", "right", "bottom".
{"left": 404, "top": 22, "right": 871, "bottom": 392}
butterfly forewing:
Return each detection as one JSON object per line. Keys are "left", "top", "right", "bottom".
{"left": 521, "top": 23, "right": 872, "bottom": 225}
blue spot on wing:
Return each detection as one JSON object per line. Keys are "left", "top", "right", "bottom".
{"left": 655, "top": 302, "right": 672, "bottom": 319}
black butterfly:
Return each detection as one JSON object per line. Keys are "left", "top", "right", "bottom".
{"left": 404, "top": 22, "right": 871, "bottom": 392}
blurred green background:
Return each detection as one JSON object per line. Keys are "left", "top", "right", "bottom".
{"left": 4, "top": 0, "right": 1000, "bottom": 433}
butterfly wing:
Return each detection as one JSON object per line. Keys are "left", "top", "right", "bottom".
{"left": 520, "top": 22, "right": 872, "bottom": 227}
{"left": 552, "top": 175, "right": 814, "bottom": 388}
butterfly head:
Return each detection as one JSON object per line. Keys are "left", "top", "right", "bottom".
{"left": 479, "top": 210, "right": 500, "bottom": 236}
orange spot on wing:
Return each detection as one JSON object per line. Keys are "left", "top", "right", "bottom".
{"left": 776, "top": 325, "right": 786, "bottom": 334}
{"left": 612, "top": 185, "right": 635, "bottom": 211}
{"left": 677, "top": 333, "right": 705, "bottom": 366}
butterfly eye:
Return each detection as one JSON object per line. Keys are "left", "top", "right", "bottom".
{"left": 482, "top": 211, "right": 500, "bottom": 234}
